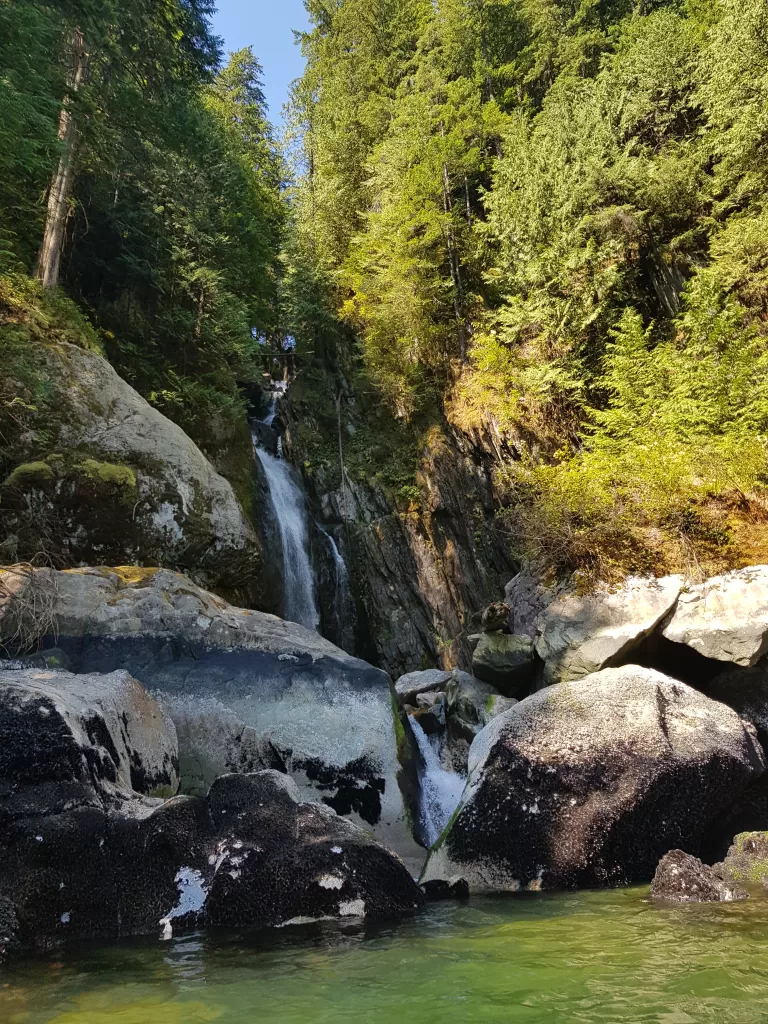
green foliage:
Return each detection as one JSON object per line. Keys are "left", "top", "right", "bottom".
{"left": 291, "top": 0, "right": 768, "bottom": 577}
{"left": 0, "top": 0, "right": 283, "bottom": 453}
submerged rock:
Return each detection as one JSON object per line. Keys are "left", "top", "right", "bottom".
{"left": 471, "top": 633, "right": 534, "bottom": 694}
{"left": 0, "top": 566, "right": 421, "bottom": 868}
{"left": 420, "top": 877, "right": 470, "bottom": 901}
{"left": 535, "top": 575, "right": 682, "bottom": 685}
{"left": 421, "top": 666, "right": 764, "bottom": 892}
{"left": 662, "top": 566, "right": 768, "bottom": 667}
{"left": 651, "top": 850, "right": 748, "bottom": 903}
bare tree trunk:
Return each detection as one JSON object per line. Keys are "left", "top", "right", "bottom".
{"left": 35, "top": 28, "right": 88, "bottom": 290}
{"left": 441, "top": 160, "right": 467, "bottom": 362}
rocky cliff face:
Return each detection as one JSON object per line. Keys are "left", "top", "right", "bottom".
{"left": 282, "top": 411, "right": 516, "bottom": 679}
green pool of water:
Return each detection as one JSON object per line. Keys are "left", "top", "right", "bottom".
{"left": 4, "top": 887, "right": 768, "bottom": 1023}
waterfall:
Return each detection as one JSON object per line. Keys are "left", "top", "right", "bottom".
{"left": 409, "top": 717, "right": 466, "bottom": 848}
{"left": 263, "top": 380, "right": 288, "bottom": 427}
{"left": 253, "top": 444, "right": 320, "bottom": 632}
{"left": 319, "top": 526, "right": 353, "bottom": 642}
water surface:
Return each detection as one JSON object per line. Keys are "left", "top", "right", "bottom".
{"left": 4, "top": 888, "right": 768, "bottom": 1023}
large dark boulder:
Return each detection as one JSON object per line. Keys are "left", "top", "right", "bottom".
{"left": 421, "top": 666, "right": 765, "bottom": 892}
{"left": 204, "top": 773, "right": 423, "bottom": 928}
{"left": 651, "top": 850, "right": 748, "bottom": 903}
{"left": 0, "top": 896, "right": 19, "bottom": 962}
{"left": 0, "top": 666, "right": 178, "bottom": 824}
{"left": 0, "top": 772, "right": 423, "bottom": 954}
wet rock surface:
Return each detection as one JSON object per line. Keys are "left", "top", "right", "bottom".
{"left": 204, "top": 773, "right": 423, "bottom": 929}
{"left": 651, "top": 850, "right": 749, "bottom": 903}
{"left": 0, "top": 770, "right": 422, "bottom": 956}
{"left": 422, "top": 666, "right": 765, "bottom": 892}
{"left": 0, "top": 567, "right": 421, "bottom": 867}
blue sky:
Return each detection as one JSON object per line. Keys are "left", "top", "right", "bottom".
{"left": 212, "top": 0, "right": 310, "bottom": 123}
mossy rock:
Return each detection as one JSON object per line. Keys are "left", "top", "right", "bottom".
{"left": 1, "top": 461, "right": 56, "bottom": 490}
{"left": 719, "top": 831, "right": 768, "bottom": 883}
{"left": 2, "top": 456, "right": 137, "bottom": 504}
{"left": 79, "top": 459, "right": 137, "bottom": 491}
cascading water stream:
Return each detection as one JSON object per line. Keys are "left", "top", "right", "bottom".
{"left": 319, "top": 526, "right": 353, "bottom": 638}
{"left": 262, "top": 380, "right": 288, "bottom": 427}
{"left": 252, "top": 381, "right": 319, "bottom": 632}
{"left": 254, "top": 446, "right": 320, "bottom": 631}
{"left": 409, "top": 717, "right": 466, "bottom": 847}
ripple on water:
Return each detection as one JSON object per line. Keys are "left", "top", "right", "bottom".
{"left": 4, "top": 889, "right": 768, "bottom": 1023}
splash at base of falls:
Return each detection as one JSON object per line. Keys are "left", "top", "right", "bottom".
{"left": 409, "top": 717, "right": 466, "bottom": 848}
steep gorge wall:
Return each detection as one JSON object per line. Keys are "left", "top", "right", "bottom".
{"left": 282, "top": 406, "right": 516, "bottom": 678}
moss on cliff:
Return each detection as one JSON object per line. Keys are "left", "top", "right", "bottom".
{"left": 2, "top": 461, "right": 56, "bottom": 489}
{"left": 78, "top": 459, "right": 137, "bottom": 494}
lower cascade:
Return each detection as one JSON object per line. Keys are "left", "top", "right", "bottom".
{"left": 253, "top": 442, "right": 320, "bottom": 632}
{"left": 409, "top": 716, "right": 466, "bottom": 848}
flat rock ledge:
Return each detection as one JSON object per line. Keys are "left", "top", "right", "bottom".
{"left": 534, "top": 575, "right": 682, "bottom": 685}
{"left": 663, "top": 566, "right": 768, "bottom": 666}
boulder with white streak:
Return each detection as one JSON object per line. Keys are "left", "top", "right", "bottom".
{"left": 0, "top": 566, "right": 422, "bottom": 869}
{"left": 0, "top": 770, "right": 423, "bottom": 956}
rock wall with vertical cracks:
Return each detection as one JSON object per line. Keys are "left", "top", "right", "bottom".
{"left": 282, "top": 410, "right": 516, "bottom": 679}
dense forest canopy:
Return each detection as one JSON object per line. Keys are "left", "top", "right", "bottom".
{"left": 3, "top": 0, "right": 768, "bottom": 582}
{"left": 1, "top": 0, "right": 283, "bottom": 454}
{"left": 285, "top": 0, "right": 768, "bottom": 579}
